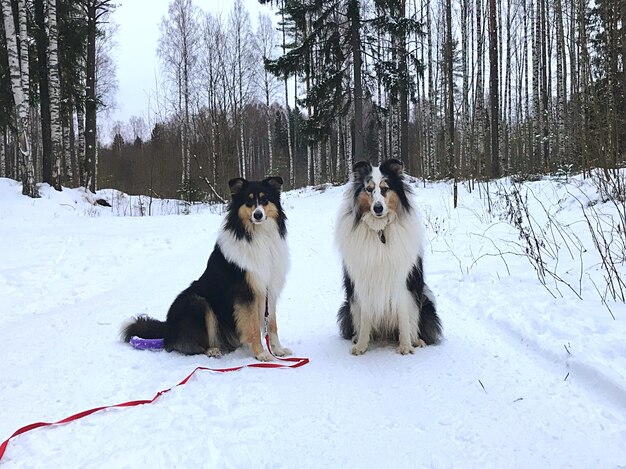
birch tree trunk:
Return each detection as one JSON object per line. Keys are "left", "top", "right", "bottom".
{"left": 345, "top": 110, "right": 353, "bottom": 177}
{"left": 540, "top": 0, "right": 549, "bottom": 168}
{"left": 314, "top": 143, "right": 321, "bottom": 185}
{"left": 523, "top": 0, "right": 531, "bottom": 172}
{"left": 555, "top": 0, "right": 566, "bottom": 164}
{"left": 445, "top": 0, "right": 455, "bottom": 178}
{"left": 488, "top": 0, "right": 499, "bottom": 178}
{"left": 83, "top": 2, "right": 97, "bottom": 191}
{"left": 348, "top": 0, "right": 364, "bottom": 160}
{"left": 279, "top": 0, "right": 294, "bottom": 188}
{"left": 336, "top": 114, "right": 344, "bottom": 178}
{"left": 325, "top": 136, "right": 331, "bottom": 182}
{"left": 577, "top": 0, "right": 591, "bottom": 170}
{"left": 461, "top": 0, "right": 469, "bottom": 177}
{"left": 476, "top": 0, "right": 485, "bottom": 177}
{"left": 76, "top": 100, "right": 86, "bottom": 184}
{"left": 34, "top": 0, "right": 53, "bottom": 186}
{"left": 0, "top": 129, "right": 5, "bottom": 177}
{"left": 1, "top": 0, "right": 38, "bottom": 197}
{"left": 504, "top": 0, "right": 511, "bottom": 174}
{"left": 48, "top": 0, "right": 63, "bottom": 190}
{"left": 532, "top": 0, "right": 541, "bottom": 170}
{"left": 426, "top": 1, "right": 435, "bottom": 177}
{"left": 66, "top": 95, "right": 76, "bottom": 185}
{"left": 398, "top": 0, "right": 409, "bottom": 167}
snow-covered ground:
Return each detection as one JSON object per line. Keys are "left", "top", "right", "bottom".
{"left": 1, "top": 174, "right": 625, "bottom": 468}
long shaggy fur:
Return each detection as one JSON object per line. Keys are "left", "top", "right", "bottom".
{"left": 335, "top": 159, "right": 442, "bottom": 355}
{"left": 121, "top": 177, "right": 292, "bottom": 361}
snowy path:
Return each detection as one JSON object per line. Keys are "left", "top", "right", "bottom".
{"left": 1, "top": 180, "right": 625, "bottom": 467}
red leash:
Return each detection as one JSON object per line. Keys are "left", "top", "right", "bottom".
{"left": 0, "top": 337, "right": 308, "bottom": 462}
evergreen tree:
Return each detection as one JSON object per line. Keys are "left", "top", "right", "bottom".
{"left": 265, "top": 0, "right": 365, "bottom": 178}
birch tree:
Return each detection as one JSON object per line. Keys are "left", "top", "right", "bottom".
{"left": 34, "top": 0, "right": 52, "bottom": 186}
{"left": 48, "top": 0, "right": 63, "bottom": 190}
{"left": 228, "top": 0, "right": 256, "bottom": 179}
{"left": 1, "top": 0, "right": 37, "bottom": 197}
{"left": 488, "top": 0, "right": 499, "bottom": 177}
{"left": 158, "top": 0, "right": 200, "bottom": 193}
{"left": 255, "top": 12, "right": 277, "bottom": 175}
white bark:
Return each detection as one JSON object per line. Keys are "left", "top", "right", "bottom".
{"left": 426, "top": 2, "right": 435, "bottom": 177}
{"left": 314, "top": 143, "right": 322, "bottom": 185}
{"left": 325, "top": 136, "right": 331, "bottom": 182}
{"left": 17, "top": 0, "right": 28, "bottom": 99}
{"left": 0, "top": 128, "right": 5, "bottom": 177}
{"left": 306, "top": 145, "right": 312, "bottom": 185}
{"left": 48, "top": 0, "right": 63, "bottom": 189}
{"left": 255, "top": 12, "right": 276, "bottom": 175}
{"left": 555, "top": 0, "right": 566, "bottom": 162}
{"left": 335, "top": 115, "right": 342, "bottom": 178}
{"left": 345, "top": 114, "right": 353, "bottom": 178}
{"left": 158, "top": 0, "right": 200, "bottom": 189}
{"left": 228, "top": 0, "right": 255, "bottom": 179}
{"left": 2, "top": 0, "right": 37, "bottom": 197}
{"left": 76, "top": 102, "right": 86, "bottom": 175}
{"left": 64, "top": 109, "right": 74, "bottom": 183}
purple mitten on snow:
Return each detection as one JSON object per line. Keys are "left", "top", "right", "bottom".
{"left": 129, "top": 336, "right": 165, "bottom": 351}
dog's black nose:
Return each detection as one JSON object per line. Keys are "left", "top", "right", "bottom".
{"left": 253, "top": 210, "right": 264, "bottom": 220}
{"left": 373, "top": 202, "right": 383, "bottom": 214}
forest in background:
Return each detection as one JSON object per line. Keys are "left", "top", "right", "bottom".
{"left": 0, "top": 0, "right": 624, "bottom": 201}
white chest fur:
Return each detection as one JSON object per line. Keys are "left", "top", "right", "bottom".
{"left": 335, "top": 199, "right": 424, "bottom": 319}
{"left": 217, "top": 221, "right": 290, "bottom": 299}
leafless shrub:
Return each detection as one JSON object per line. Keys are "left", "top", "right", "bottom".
{"left": 568, "top": 169, "right": 626, "bottom": 310}
{"left": 496, "top": 181, "right": 585, "bottom": 300}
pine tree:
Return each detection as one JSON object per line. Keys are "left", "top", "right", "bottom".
{"left": 265, "top": 0, "right": 364, "bottom": 178}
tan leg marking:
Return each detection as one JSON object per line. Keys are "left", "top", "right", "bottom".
{"left": 267, "top": 313, "right": 292, "bottom": 357}
{"left": 204, "top": 308, "right": 221, "bottom": 355}
{"left": 234, "top": 300, "right": 272, "bottom": 361}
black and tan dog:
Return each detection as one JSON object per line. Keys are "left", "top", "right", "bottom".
{"left": 122, "top": 177, "right": 292, "bottom": 361}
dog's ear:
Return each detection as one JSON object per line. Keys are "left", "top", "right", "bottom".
{"left": 380, "top": 159, "right": 403, "bottom": 177}
{"left": 228, "top": 178, "right": 246, "bottom": 196}
{"left": 352, "top": 161, "right": 372, "bottom": 180}
{"left": 263, "top": 176, "right": 283, "bottom": 192}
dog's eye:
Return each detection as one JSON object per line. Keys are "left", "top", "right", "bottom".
{"left": 245, "top": 200, "right": 254, "bottom": 207}
{"left": 259, "top": 196, "right": 268, "bottom": 205}
{"left": 380, "top": 187, "right": 389, "bottom": 196}
{"left": 365, "top": 186, "right": 374, "bottom": 193}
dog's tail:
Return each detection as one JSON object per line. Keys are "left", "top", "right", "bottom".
{"left": 337, "top": 301, "right": 355, "bottom": 340}
{"left": 121, "top": 315, "right": 167, "bottom": 342}
{"left": 419, "top": 285, "right": 443, "bottom": 345}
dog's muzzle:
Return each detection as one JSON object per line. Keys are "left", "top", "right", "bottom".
{"left": 373, "top": 202, "right": 384, "bottom": 216}
{"left": 252, "top": 208, "right": 266, "bottom": 223}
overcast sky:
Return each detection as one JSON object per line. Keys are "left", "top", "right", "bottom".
{"left": 104, "top": 0, "right": 273, "bottom": 141}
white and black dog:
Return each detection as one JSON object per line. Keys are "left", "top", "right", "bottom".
{"left": 122, "top": 177, "right": 292, "bottom": 361}
{"left": 335, "top": 159, "right": 442, "bottom": 355}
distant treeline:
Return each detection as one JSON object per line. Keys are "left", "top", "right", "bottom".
{"left": 1, "top": 0, "right": 624, "bottom": 201}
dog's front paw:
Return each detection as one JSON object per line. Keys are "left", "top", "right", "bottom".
{"left": 271, "top": 346, "right": 292, "bottom": 357}
{"left": 206, "top": 347, "right": 222, "bottom": 358}
{"left": 255, "top": 351, "right": 274, "bottom": 362}
{"left": 412, "top": 338, "right": 427, "bottom": 348}
{"left": 396, "top": 344, "right": 415, "bottom": 355}
{"left": 351, "top": 344, "right": 368, "bottom": 355}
